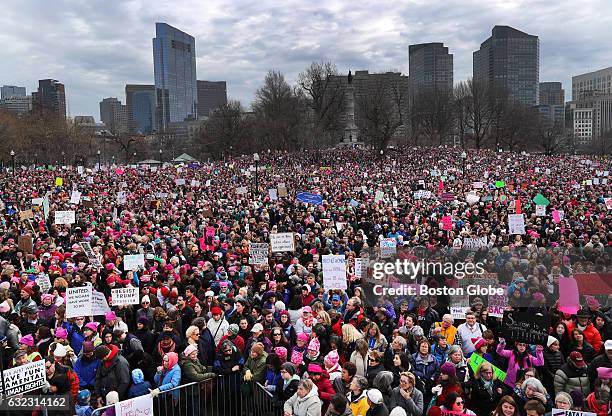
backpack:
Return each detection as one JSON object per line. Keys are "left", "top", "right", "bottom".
{"left": 66, "top": 368, "right": 80, "bottom": 400}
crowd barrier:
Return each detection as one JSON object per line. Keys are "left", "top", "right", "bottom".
{"left": 90, "top": 374, "right": 282, "bottom": 416}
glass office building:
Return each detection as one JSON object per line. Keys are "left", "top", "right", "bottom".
{"left": 473, "top": 26, "right": 540, "bottom": 106}
{"left": 126, "top": 84, "right": 156, "bottom": 134}
{"left": 153, "top": 23, "right": 197, "bottom": 131}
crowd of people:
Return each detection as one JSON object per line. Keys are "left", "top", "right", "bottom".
{"left": 0, "top": 146, "right": 610, "bottom": 416}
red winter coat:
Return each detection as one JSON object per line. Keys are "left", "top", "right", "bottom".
{"left": 312, "top": 371, "right": 336, "bottom": 413}
{"left": 567, "top": 321, "right": 603, "bottom": 353}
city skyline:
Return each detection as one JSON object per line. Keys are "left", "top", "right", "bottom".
{"left": 1, "top": 0, "right": 611, "bottom": 120}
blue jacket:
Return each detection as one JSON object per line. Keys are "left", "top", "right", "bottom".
{"left": 412, "top": 353, "right": 440, "bottom": 386}
{"left": 154, "top": 364, "right": 182, "bottom": 401}
{"left": 128, "top": 381, "right": 152, "bottom": 399}
{"left": 74, "top": 357, "right": 100, "bottom": 388}
{"left": 69, "top": 324, "right": 87, "bottom": 354}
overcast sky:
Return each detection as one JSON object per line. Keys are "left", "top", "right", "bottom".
{"left": 1, "top": 0, "right": 611, "bottom": 120}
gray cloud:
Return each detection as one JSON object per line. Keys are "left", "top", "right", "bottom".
{"left": 1, "top": 0, "right": 611, "bottom": 119}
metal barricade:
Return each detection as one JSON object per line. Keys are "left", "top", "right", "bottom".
{"left": 89, "top": 375, "right": 284, "bottom": 416}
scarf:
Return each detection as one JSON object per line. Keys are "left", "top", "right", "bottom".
{"left": 158, "top": 338, "right": 176, "bottom": 358}
{"left": 482, "top": 379, "right": 493, "bottom": 395}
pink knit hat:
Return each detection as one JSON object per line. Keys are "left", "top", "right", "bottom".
{"left": 307, "top": 337, "right": 320, "bottom": 353}
{"left": 324, "top": 350, "right": 339, "bottom": 367}
{"left": 297, "top": 333, "right": 310, "bottom": 343}
{"left": 471, "top": 337, "right": 486, "bottom": 350}
{"left": 274, "top": 347, "right": 288, "bottom": 361}
{"left": 291, "top": 350, "right": 303, "bottom": 366}
{"left": 54, "top": 327, "right": 68, "bottom": 340}
{"left": 19, "top": 334, "right": 35, "bottom": 347}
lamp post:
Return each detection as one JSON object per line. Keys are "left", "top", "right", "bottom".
{"left": 34, "top": 153, "right": 38, "bottom": 167}
{"left": 159, "top": 148, "right": 163, "bottom": 166}
{"left": 97, "top": 150, "right": 101, "bottom": 168}
{"left": 460, "top": 151, "right": 467, "bottom": 177}
{"left": 379, "top": 149, "right": 384, "bottom": 171}
{"left": 61, "top": 151, "right": 65, "bottom": 166}
{"left": 10, "top": 150, "right": 15, "bottom": 177}
{"left": 133, "top": 152, "right": 136, "bottom": 164}
{"left": 254, "top": 153, "right": 260, "bottom": 193}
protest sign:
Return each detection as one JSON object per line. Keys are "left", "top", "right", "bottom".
{"left": 268, "top": 188, "right": 278, "bottom": 201}
{"left": 175, "top": 179, "right": 186, "bottom": 186}
{"left": 249, "top": 243, "right": 269, "bottom": 264}
{"left": 573, "top": 273, "right": 612, "bottom": 295}
{"left": 236, "top": 186, "right": 248, "bottom": 195}
{"left": 19, "top": 209, "right": 34, "bottom": 222}
{"left": 495, "top": 180, "right": 505, "bottom": 188}
{"left": 66, "top": 286, "right": 93, "bottom": 318}
{"left": 124, "top": 254, "right": 145, "bottom": 271}
{"left": 278, "top": 186, "right": 288, "bottom": 197}
{"left": 112, "top": 287, "right": 140, "bottom": 306}
{"left": 450, "top": 294, "right": 470, "bottom": 319}
{"left": 508, "top": 214, "right": 525, "bottom": 235}
{"left": 550, "top": 409, "right": 595, "bottom": 416}
{"left": 473, "top": 182, "right": 484, "bottom": 189}
{"left": 440, "top": 192, "right": 455, "bottom": 201}
{"left": 441, "top": 215, "right": 453, "bottom": 231}
{"left": 536, "top": 205, "right": 546, "bottom": 216}
{"left": 43, "top": 197, "right": 50, "bottom": 219}
{"left": 380, "top": 238, "right": 397, "bottom": 258}
{"left": 55, "top": 177, "right": 63, "bottom": 186}
{"left": 18, "top": 235, "right": 33, "bottom": 254}
{"left": 502, "top": 310, "right": 548, "bottom": 345}
{"left": 465, "top": 193, "right": 480, "bottom": 204}
{"left": 462, "top": 236, "right": 487, "bottom": 251}
{"left": 558, "top": 277, "right": 580, "bottom": 315}
{"left": 36, "top": 274, "right": 52, "bottom": 293}
{"left": 54, "top": 210, "right": 75, "bottom": 225}
{"left": 322, "top": 255, "right": 347, "bottom": 290}
{"left": 70, "top": 190, "right": 81, "bottom": 204}
{"left": 374, "top": 190, "right": 384, "bottom": 203}
{"left": 354, "top": 258, "right": 367, "bottom": 279}
{"left": 0, "top": 360, "right": 46, "bottom": 396}
{"left": 270, "top": 232, "right": 295, "bottom": 252}
{"left": 117, "top": 191, "right": 127, "bottom": 205}
{"left": 533, "top": 193, "right": 550, "bottom": 206}
{"left": 440, "top": 411, "right": 466, "bottom": 416}
{"left": 115, "top": 394, "right": 154, "bottom": 416}
{"left": 468, "top": 354, "right": 507, "bottom": 382}
{"left": 92, "top": 290, "right": 111, "bottom": 316}
{"left": 32, "top": 197, "right": 44, "bottom": 205}
{"left": 296, "top": 192, "right": 323, "bottom": 205}
{"left": 79, "top": 241, "right": 102, "bottom": 268}
{"left": 488, "top": 285, "right": 508, "bottom": 318}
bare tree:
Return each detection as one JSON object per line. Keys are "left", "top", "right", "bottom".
{"left": 411, "top": 87, "right": 454, "bottom": 146}
{"left": 198, "top": 100, "right": 253, "bottom": 158}
{"left": 297, "top": 62, "right": 345, "bottom": 143}
{"left": 252, "top": 70, "right": 307, "bottom": 151}
{"left": 459, "top": 78, "right": 496, "bottom": 149}
{"left": 453, "top": 83, "right": 471, "bottom": 149}
{"left": 358, "top": 75, "right": 408, "bottom": 150}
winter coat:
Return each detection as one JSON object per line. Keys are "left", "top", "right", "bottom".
{"left": 389, "top": 386, "right": 424, "bottom": 416}
{"left": 154, "top": 362, "right": 182, "bottom": 400}
{"left": 128, "top": 380, "right": 152, "bottom": 399}
{"left": 73, "top": 356, "right": 100, "bottom": 388}
{"left": 567, "top": 321, "right": 603, "bottom": 353}
{"left": 284, "top": 384, "right": 322, "bottom": 416}
{"left": 366, "top": 363, "right": 386, "bottom": 387}
{"left": 365, "top": 403, "right": 389, "bottom": 416}
{"left": 348, "top": 391, "right": 369, "bottom": 416}
{"left": 95, "top": 345, "right": 131, "bottom": 400}
{"left": 312, "top": 371, "right": 336, "bottom": 405}
{"left": 207, "top": 317, "right": 229, "bottom": 345}
{"left": 568, "top": 341, "right": 596, "bottom": 363}
{"left": 244, "top": 353, "right": 268, "bottom": 384}
{"left": 495, "top": 342, "right": 544, "bottom": 388}
{"left": 69, "top": 323, "right": 87, "bottom": 354}
{"left": 180, "top": 356, "right": 216, "bottom": 385}
{"left": 542, "top": 349, "right": 565, "bottom": 391}
{"left": 412, "top": 353, "right": 439, "bottom": 389}
{"left": 431, "top": 344, "right": 450, "bottom": 366}
{"left": 587, "top": 353, "right": 611, "bottom": 382}
{"left": 198, "top": 328, "right": 216, "bottom": 367}
{"left": 350, "top": 351, "right": 368, "bottom": 377}
{"left": 467, "top": 378, "right": 506, "bottom": 416}
{"left": 554, "top": 362, "right": 591, "bottom": 397}
{"left": 275, "top": 375, "right": 300, "bottom": 404}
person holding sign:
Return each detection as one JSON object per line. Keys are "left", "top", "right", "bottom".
{"left": 496, "top": 338, "right": 544, "bottom": 388}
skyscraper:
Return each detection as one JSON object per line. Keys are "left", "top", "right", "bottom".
{"left": 126, "top": 84, "right": 156, "bottom": 134}
{"left": 197, "top": 80, "right": 227, "bottom": 118}
{"left": 99, "top": 97, "right": 128, "bottom": 135}
{"left": 539, "top": 82, "right": 564, "bottom": 106}
{"left": 408, "top": 43, "right": 453, "bottom": 94}
{"left": 1, "top": 85, "right": 26, "bottom": 99}
{"left": 572, "top": 67, "right": 612, "bottom": 100}
{"left": 535, "top": 82, "right": 565, "bottom": 129}
{"left": 32, "top": 79, "right": 66, "bottom": 118}
{"left": 473, "top": 26, "right": 540, "bottom": 106}
{"left": 153, "top": 23, "right": 197, "bottom": 132}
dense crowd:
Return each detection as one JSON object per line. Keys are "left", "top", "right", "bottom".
{"left": 0, "top": 147, "right": 610, "bottom": 416}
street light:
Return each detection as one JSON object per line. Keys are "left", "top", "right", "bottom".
{"left": 133, "top": 152, "right": 136, "bottom": 164}
{"left": 61, "top": 151, "right": 65, "bottom": 166}
{"left": 379, "top": 149, "right": 384, "bottom": 170}
{"left": 97, "top": 150, "right": 101, "bottom": 168}
{"left": 460, "top": 151, "right": 467, "bottom": 176}
{"left": 254, "top": 153, "right": 260, "bottom": 193}
{"left": 159, "top": 148, "right": 163, "bottom": 166}
{"left": 10, "top": 150, "right": 15, "bottom": 176}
